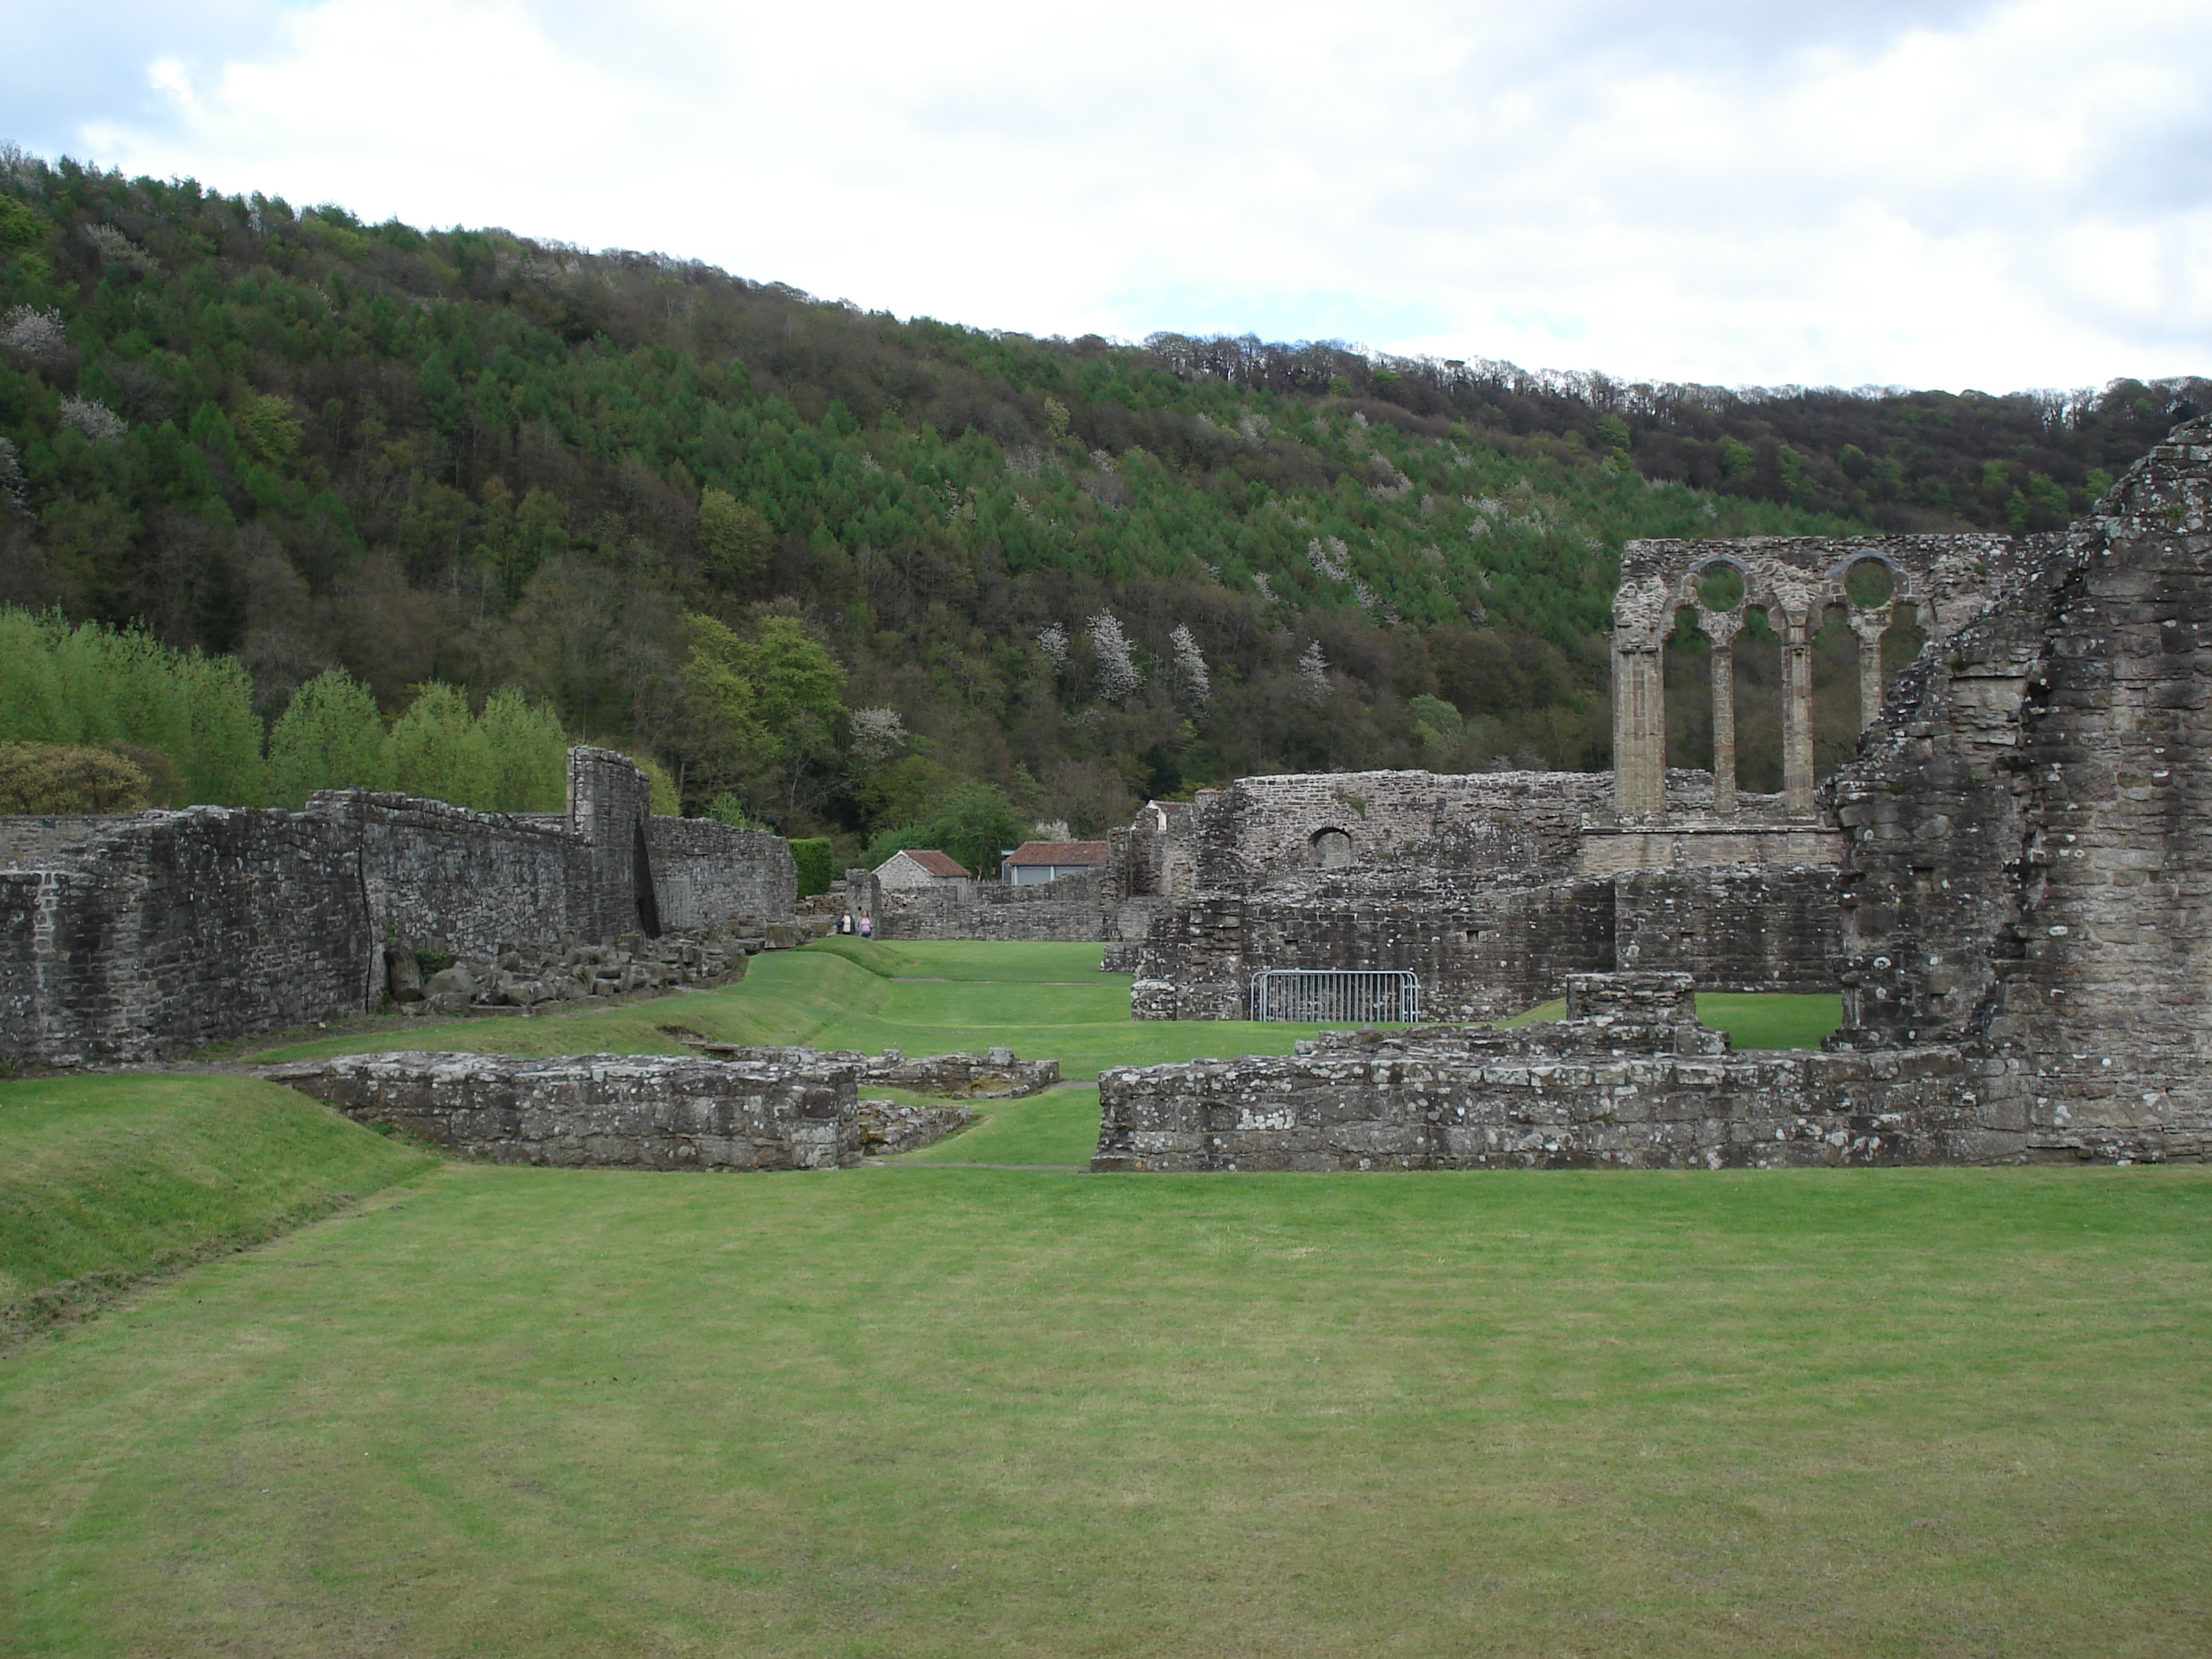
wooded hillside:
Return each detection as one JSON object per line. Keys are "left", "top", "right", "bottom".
{"left": 1, "top": 148, "right": 2202, "bottom": 839}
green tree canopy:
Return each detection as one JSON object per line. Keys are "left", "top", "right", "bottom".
{"left": 267, "top": 668, "right": 390, "bottom": 807}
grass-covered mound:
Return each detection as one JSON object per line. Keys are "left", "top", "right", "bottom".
{"left": 1, "top": 1159, "right": 2206, "bottom": 1656}
{"left": 0, "top": 1074, "right": 437, "bottom": 1332}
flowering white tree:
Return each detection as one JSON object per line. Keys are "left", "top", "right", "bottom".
{"left": 1, "top": 305, "right": 67, "bottom": 366}
{"left": 1306, "top": 535, "right": 1351, "bottom": 584}
{"left": 1087, "top": 610, "right": 1142, "bottom": 702}
{"left": 1036, "top": 622, "right": 1068, "bottom": 670}
{"left": 1169, "top": 624, "right": 1210, "bottom": 707}
{"left": 1297, "top": 640, "right": 1331, "bottom": 701}
{"left": 846, "top": 706, "right": 908, "bottom": 771}
{"left": 58, "top": 397, "right": 126, "bottom": 442}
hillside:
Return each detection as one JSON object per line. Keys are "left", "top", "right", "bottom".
{"left": 1, "top": 148, "right": 2203, "bottom": 837}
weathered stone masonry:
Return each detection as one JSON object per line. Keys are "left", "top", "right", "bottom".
{"left": 0, "top": 748, "right": 797, "bottom": 1066}
{"left": 271, "top": 1050, "right": 970, "bottom": 1170}
{"left": 1095, "top": 975, "right": 2000, "bottom": 1171}
{"left": 1104, "top": 420, "right": 2212, "bottom": 1168}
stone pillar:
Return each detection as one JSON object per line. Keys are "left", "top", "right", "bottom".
{"left": 566, "top": 745, "right": 659, "bottom": 939}
{"left": 1697, "top": 609, "right": 1741, "bottom": 819}
{"left": 1780, "top": 624, "right": 1816, "bottom": 817}
{"left": 1610, "top": 641, "right": 1665, "bottom": 819}
{"left": 1849, "top": 602, "right": 1893, "bottom": 733}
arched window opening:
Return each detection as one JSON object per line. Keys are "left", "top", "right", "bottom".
{"left": 1310, "top": 828, "right": 1355, "bottom": 870}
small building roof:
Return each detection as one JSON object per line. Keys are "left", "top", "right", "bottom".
{"left": 1003, "top": 839, "right": 1111, "bottom": 867}
{"left": 887, "top": 848, "right": 969, "bottom": 878}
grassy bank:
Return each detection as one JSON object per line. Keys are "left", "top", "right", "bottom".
{"left": 2, "top": 1159, "right": 2206, "bottom": 1656}
{"left": 0, "top": 1074, "right": 437, "bottom": 1331}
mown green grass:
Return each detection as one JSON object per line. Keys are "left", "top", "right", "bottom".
{"left": 0, "top": 1075, "right": 436, "bottom": 1317}
{"left": 895, "top": 1088, "right": 1105, "bottom": 1166}
{"left": 240, "top": 939, "right": 1347, "bottom": 1080}
{"left": 240, "top": 939, "right": 1843, "bottom": 1076}
{"left": 9, "top": 945, "right": 2177, "bottom": 1656}
{"left": 1511, "top": 991, "right": 1844, "bottom": 1049}
{"left": 2, "top": 1161, "right": 2207, "bottom": 1657}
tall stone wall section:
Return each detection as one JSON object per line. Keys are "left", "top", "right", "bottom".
{"left": 1829, "top": 416, "right": 2212, "bottom": 1163}
{"left": 648, "top": 819, "right": 797, "bottom": 930}
{"left": 322, "top": 792, "right": 591, "bottom": 959}
{"left": 0, "top": 748, "right": 797, "bottom": 1066}
{"left": 1123, "top": 774, "right": 1831, "bottom": 1021}
{"left": 0, "top": 808, "right": 372, "bottom": 1064}
{"left": 1133, "top": 877, "right": 1617, "bottom": 1020}
{"left": 566, "top": 745, "right": 660, "bottom": 941}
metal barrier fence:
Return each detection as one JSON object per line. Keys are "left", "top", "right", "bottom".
{"left": 1249, "top": 969, "right": 1419, "bottom": 1024}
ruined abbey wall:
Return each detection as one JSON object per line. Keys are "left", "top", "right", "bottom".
{"left": 873, "top": 866, "right": 1123, "bottom": 942}
{"left": 1124, "top": 766, "right": 1840, "bottom": 1017}
{"left": 1828, "top": 419, "right": 2212, "bottom": 1161}
{"left": 0, "top": 749, "right": 797, "bottom": 1066}
{"left": 1096, "top": 983, "right": 1999, "bottom": 1173}
{"left": 1107, "top": 420, "right": 2212, "bottom": 1168}
{"left": 270, "top": 1050, "right": 969, "bottom": 1170}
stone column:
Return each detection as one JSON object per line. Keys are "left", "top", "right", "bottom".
{"left": 1780, "top": 624, "right": 1816, "bottom": 817}
{"left": 1848, "top": 602, "right": 1893, "bottom": 733}
{"left": 1610, "top": 641, "right": 1665, "bottom": 819}
{"left": 1697, "top": 608, "right": 1741, "bottom": 819}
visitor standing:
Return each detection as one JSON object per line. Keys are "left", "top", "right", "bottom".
{"left": 859, "top": 911, "right": 873, "bottom": 939}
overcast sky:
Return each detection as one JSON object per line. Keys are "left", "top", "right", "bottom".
{"left": 6, "top": 0, "right": 2207, "bottom": 393}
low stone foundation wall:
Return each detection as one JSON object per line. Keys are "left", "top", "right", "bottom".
{"left": 1093, "top": 1024, "right": 2010, "bottom": 1172}
{"left": 875, "top": 870, "right": 1119, "bottom": 942}
{"left": 1093, "top": 973, "right": 2064, "bottom": 1172}
{"left": 679, "top": 1042, "right": 1060, "bottom": 1097}
{"left": 269, "top": 1051, "right": 970, "bottom": 1170}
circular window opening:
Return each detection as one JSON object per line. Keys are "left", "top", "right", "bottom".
{"left": 1844, "top": 559, "right": 1897, "bottom": 608}
{"left": 1696, "top": 562, "right": 1745, "bottom": 611}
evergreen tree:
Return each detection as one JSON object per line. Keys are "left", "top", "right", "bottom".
{"left": 268, "top": 668, "right": 390, "bottom": 807}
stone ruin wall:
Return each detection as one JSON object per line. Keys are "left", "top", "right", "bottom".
{"left": 1613, "top": 865, "right": 1840, "bottom": 992}
{"left": 1105, "top": 419, "right": 2212, "bottom": 1167}
{"left": 0, "top": 808, "right": 372, "bottom": 1067}
{"left": 1123, "top": 767, "right": 1842, "bottom": 1019}
{"left": 0, "top": 749, "right": 798, "bottom": 1067}
{"left": 269, "top": 1049, "right": 969, "bottom": 1170}
{"left": 1095, "top": 974, "right": 2002, "bottom": 1172}
{"left": 646, "top": 817, "right": 797, "bottom": 932}
{"left": 1826, "top": 417, "right": 2212, "bottom": 1162}
{"left": 873, "top": 865, "right": 1122, "bottom": 942}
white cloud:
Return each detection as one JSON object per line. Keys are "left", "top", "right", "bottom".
{"left": 27, "top": 0, "right": 2212, "bottom": 390}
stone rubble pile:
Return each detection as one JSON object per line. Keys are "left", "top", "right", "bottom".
{"left": 384, "top": 921, "right": 782, "bottom": 1016}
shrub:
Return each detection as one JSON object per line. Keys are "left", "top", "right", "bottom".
{"left": 789, "top": 837, "right": 835, "bottom": 898}
{"left": 0, "top": 742, "right": 150, "bottom": 813}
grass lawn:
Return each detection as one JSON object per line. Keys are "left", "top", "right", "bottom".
{"left": 239, "top": 939, "right": 1844, "bottom": 1075}
{"left": 238, "top": 938, "right": 1350, "bottom": 1079}
{"left": 5, "top": 943, "right": 2197, "bottom": 1656}
{"left": 2, "top": 1158, "right": 2207, "bottom": 1657}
